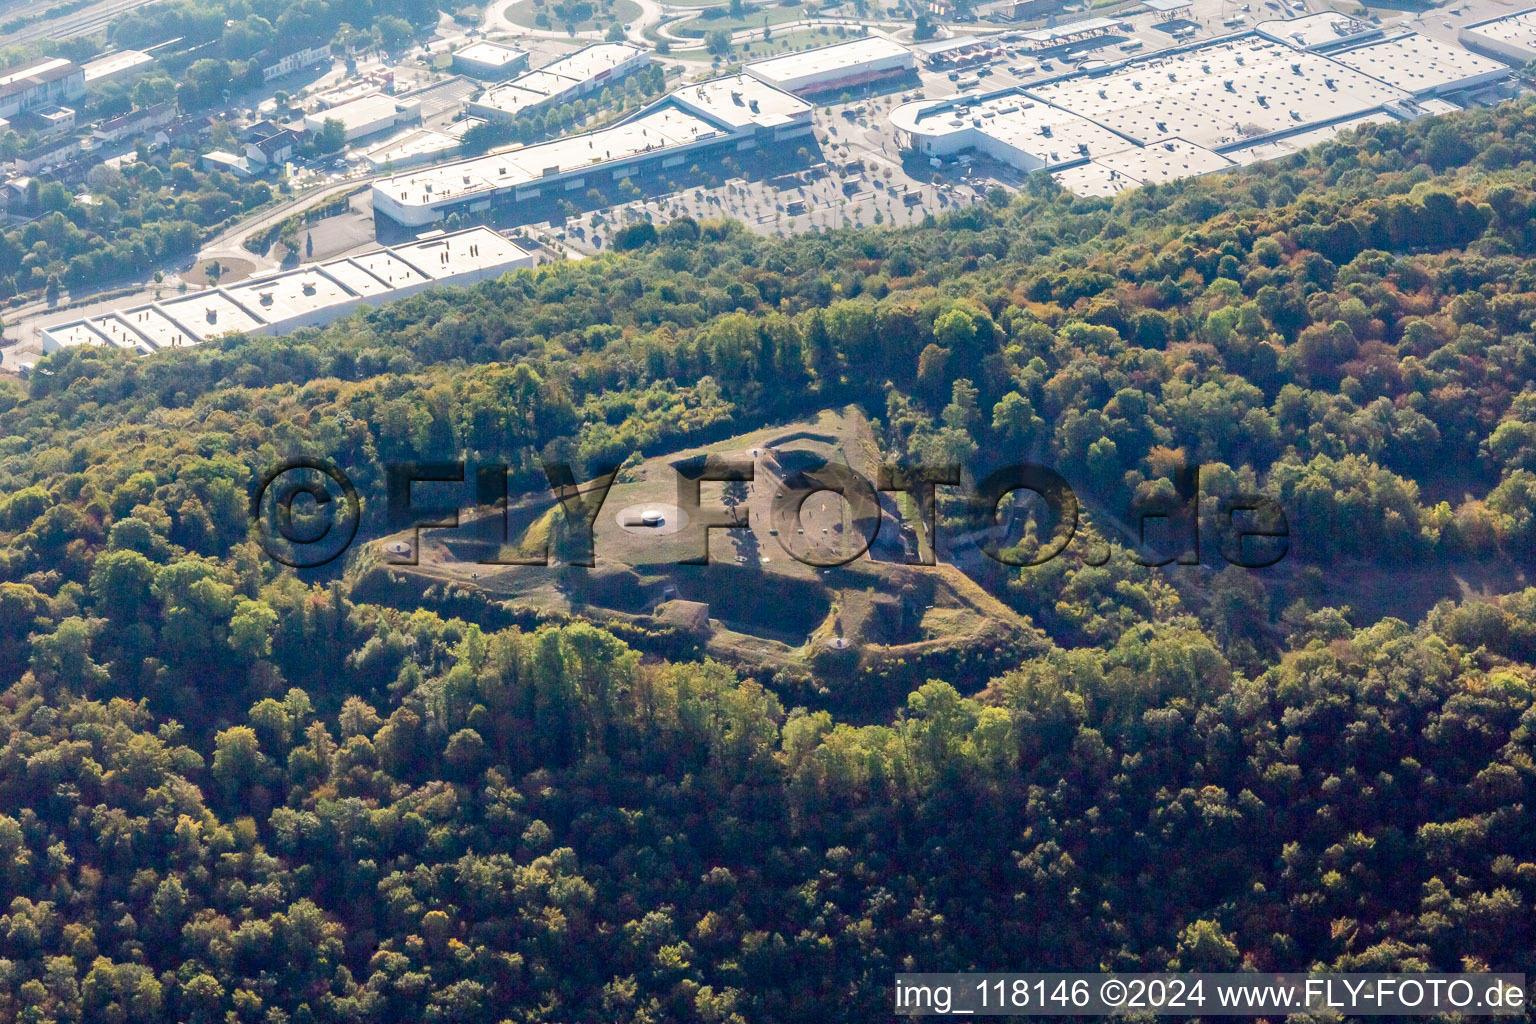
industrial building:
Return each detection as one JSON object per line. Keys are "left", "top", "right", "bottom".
{"left": 1254, "top": 12, "right": 1378, "bottom": 51}
{"left": 1328, "top": 34, "right": 1507, "bottom": 97}
{"left": 41, "top": 228, "right": 536, "bottom": 354}
{"left": 1460, "top": 8, "right": 1536, "bottom": 65}
{"left": 375, "top": 73, "right": 813, "bottom": 227}
{"left": 892, "top": 26, "right": 1510, "bottom": 197}
{"left": 743, "top": 36, "right": 915, "bottom": 95}
{"left": 81, "top": 49, "right": 153, "bottom": 86}
{"left": 0, "top": 58, "right": 85, "bottom": 119}
{"left": 468, "top": 42, "right": 650, "bottom": 122}
{"left": 304, "top": 94, "right": 422, "bottom": 142}
{"left": 453, "top": 41, "right": 531, "bottom": 79}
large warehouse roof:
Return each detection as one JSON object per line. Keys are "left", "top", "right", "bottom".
{"left": 1254, "top": 12, "right": 1375, "bottom": 50}
{"left": 1329, "top": 33, "right": 1507, "bottom": 95}
{"left": 899, "top": 21, "right": 1507, "bottom": 199}
{"left": 1028, "top": 36, "right": 1406, "bottom": 150}
{"left": 1461, "top": 8, "right": 1536, "bottom": 61}
{"left": 42, "top": 228, "right": 535, "bottom": 354}
{"left": 473, "top": 42, "right": 647, "bottom": 119}
{"left": 743, "top": 36, "right": 912, "bottom": 86}
{"left": 454, "top": 41, "right": 529, "bottom": 69}
{"left": 382, "top": 75, "right": 808, "bottom": 216}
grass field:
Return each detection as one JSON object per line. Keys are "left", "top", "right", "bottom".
{"left": 504, "top": 0, "right": 642, "bottom": 31}
{"left": 672, "top": 25, "right": 853, "bottom": 59}
{"left": 672, "top": 4, "right": 808, "bottom": 34}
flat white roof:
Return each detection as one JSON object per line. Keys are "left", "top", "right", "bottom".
{"left": 1027, "top": 36, "right": 1408, "bottom": 150}
{"left": 1142, "top": 0, "right": 1190, "bottom": 10}
{"left": 895, "top": 91, "right": 1133, "bottom": 166}
{"left": 224, "top": 268, "right": 355, "bottom": 325}
{"left": 542, "top": 41, "right": 645, "bottom": 80}
{"left": 382, "top": 106, "right": 722, "bottom": 207}
{"left": 318, "top": 258, "right": 394, "bottom": 296}
{"left": 42, "top": 228, "right": 530, "bottom": 354}
{"left": 1255, "top": 12, "right": 1372, "bottom": 49}
{"left": 1223, "top": 110, "right": 1394, "bottom": 163}
{"left": 390, "top": 230, "right": 535, "bottom": 279}
{"left": 309, "top": 93, "right": 410, "bottom": 130}
{"left": 385, "top": 75, "right": 807, "bottom": 209}
{"left": 1093, "top": 136, "right": 1233, "bottom": 182}
{"left": 1052, "top": 159, "right": 1141, "bottom": 195}
{"left": 0, "top": 58, "right": 74, "bottom": 89}
{"left": 744, "top": 36, "right": 911, "bottom": 83}
{"left": 671, "top": 74, "right": 812, "bottom": 128}
{"left": 1463, "top": 9, "right": 1536, "bottom": 52}
{"left": 43, "top": 320, "right": 113, "bottom": 349}
{"left": 82, "top": 50, "right": 152, "bottom": 81}
{"left": 159, "top": 291, "right": 267, "bottom": 339}
{"left": 455, "top": 41, "right": 528, "bottom": 67}
{"left": 78, "top": 312, "right": 149, "bottom": 350}
{"left": 1331, "top": 32, "right": 1507, "bottom": 93}
{"left": 345, "top": 249, "right": 433, "bottom": 289}
{"left": 361, "top": 128, "right": 460, "bottom": 164}
{"left": 474, "top": 42, "right": 646, "bottom": 118}
{"left": 115, "top": 306, "right": 196, "bottom": 349}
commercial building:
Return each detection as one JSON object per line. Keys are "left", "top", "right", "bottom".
{"left": 82, "top": 49, "right": 153, "bottom": 86}
{"left": 1254, "top": 12, "right": 1378, "bottom": 51}
{"left": 469, "top": 42, "right": 650, "bottom": 122}
{"left": 41, "top": 227, "right": 537, "bottom": 354}
{"left": 263, "top": 45, "right": 333, "bottom": 82}
{"left": 892, "top": 26, "right": 1509, "bottom": 197}
{"left": 1460, "top": 8, "right": 1536, "bottom": 65}
{"left": 453, "top": 41, "right": 531, "bottom": 79}
{"left": 1329, "top": 34, "right": 1507, "bottom": 96}
{"left": 305, "top": 94, "right": 421, "bottom": 142}
{"left": 376, "top": 74, "right": 812, "bottom": 227}
{"left": 361, "top": 128, "right": 464, "bottom": 171}
{"left": 743, "top": 37, "right": 915, "bottom": 95}
{"left": 0, "top": 58, "right": 85, "bottom": 119}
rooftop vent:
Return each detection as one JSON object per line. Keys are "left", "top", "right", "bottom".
{"left": 205, "top": 308, "right": 217, "bottom": 323}
{"left": 1256, "top": 94, "right": 1268, "bottom": 107}
{"left": 302, "top": 281, "right": 316, "bottom": 296}
{"left": 259, "top": 292, "right": 274, "bottom": 306}
{"left": 1224, "top": 80, "right": 1235, "bottom": 91}
{"left": 1292, "top": 62, "right": 1302, "bottom": 73}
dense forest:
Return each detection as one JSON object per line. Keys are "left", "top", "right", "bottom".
{"left": 4, "top": 98, "right": 1536, "bottom": 1021}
